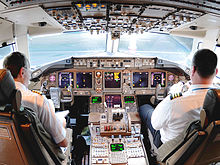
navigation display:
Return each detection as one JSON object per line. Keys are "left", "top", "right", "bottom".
{"left": 58, "top": 72, "right": 74, "bottom": 88}
{"left": 104, "top": 72, "right": 121, "bottom": 88}
{"left": 110, "top": 143, "right": 124, "bottom": 152}
{"left": 105, "top": 95, "right": 121, "bottom": 108}
{"left": 76, "top": 72, "right": 92, "bottom": 88}
{"left": 124, "top": 96, "right": 135, "bottom": 103}
{"left": 133, "top": 72, "right": 148, "bottom": 88}
{"left": 151, "top": 72, "right": 166, "bottom": 87}
{"left": 92, "top": 96, "right": 102, "bottom": 103}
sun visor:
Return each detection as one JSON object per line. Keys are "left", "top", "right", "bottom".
{"left": 28, "top": 26, "right": 63, "bottom": 37}
{"left": 0, "top": 5, "right": 64, "bottom": 38}
{"left": 0, "top": 19, "right": 14, "bottom": 46}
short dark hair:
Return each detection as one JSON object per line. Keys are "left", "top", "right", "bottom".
{"left": 192, "top": 49, "right": 218, "bottom": 78}
{"left": 3, "top": 52, "right": 29, "bottom": 78}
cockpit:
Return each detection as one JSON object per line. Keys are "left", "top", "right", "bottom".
{"left": 0, "top": 0, "right": 220, "bottom": 165}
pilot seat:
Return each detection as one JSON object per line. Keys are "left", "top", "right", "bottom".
{"left": 0, "top": 69, "right": 72, "bottom": 165}
{"left": 149, "top": 88, "right": 220, "bottom": 165}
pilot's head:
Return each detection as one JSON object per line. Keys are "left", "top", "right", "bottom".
{"left": 190, "top": 49, "right": 218, "bottom": 84}
{"left": 3, "top": 52, "right": 31, "bottom": 88}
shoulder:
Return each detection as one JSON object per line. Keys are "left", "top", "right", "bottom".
{"left": 28, "top": 90, "right": 46, "bottom": 103}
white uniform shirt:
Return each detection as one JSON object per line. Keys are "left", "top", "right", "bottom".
{"left": 15, "top": 82, "right": 66, "bottom": 144}
{"left": 151, "top": 84, "right": 213, "bottom": 143}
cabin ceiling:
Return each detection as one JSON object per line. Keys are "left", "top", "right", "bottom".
{"left": 0, "top": 0, "right": 220, "bottom": 38}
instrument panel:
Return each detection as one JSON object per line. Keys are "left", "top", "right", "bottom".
{"left": 43, "top": 69, "right": 184, "bottom": 94}
{"left": 37, "top": 57, "right": 188, "bottom": 111}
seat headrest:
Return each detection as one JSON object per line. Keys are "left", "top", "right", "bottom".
{"left": 203, "top": 89, "right": 220, "bottom": 127}
{"left": 0, "top": 69, "right": 17, "bottom": 106}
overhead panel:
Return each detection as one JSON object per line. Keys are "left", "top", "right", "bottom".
{"left": 1, "top": 0, "right": 220, "bottom": 37}
{"left": 44, "top": 2, "right": 204, "bottom": 36}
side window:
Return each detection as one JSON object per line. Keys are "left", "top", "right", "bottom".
{"left": 214, "top": 45, "right": 220, "bottom": 84}
{"left": 0, "top": 44, "right": 14, "bottom": 68}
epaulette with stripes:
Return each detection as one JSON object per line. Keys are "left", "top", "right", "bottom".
{"left": 31, "top": 90, "right": 42, "bottom": 95}
{"left": 170, "top": 92, "right": 182, "bottom": 100}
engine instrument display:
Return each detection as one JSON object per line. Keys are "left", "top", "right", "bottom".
{"left": 133, "top": 72, "right": 148, "bottom": 88}
{"left": 124, "top": 96, "right": 135, "bottom": 103}
{"left": 105, "top": 94, "right": 122, "bottom": 108}
{"left": 92, "top": 96, "right": 102, "bottom": 103}
{"left": 110, "top": 143, "right": 124, "bottom": 152}
{"left": 58, "top": 72, "right": 74, "bottom": 88}
{"left": 76, "top": 72, "right": 92, "bottom": 88}
{"left": 104, "top": 72, "right": 121, "bottom": 88}
{"left": 151, "top": 72, "right": 166, "bottom": 87}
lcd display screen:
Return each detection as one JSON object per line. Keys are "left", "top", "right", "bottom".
{"left": 76, "top": 72, "right": 92, "bottom": 88}
{"left": 151, "top": 72, "right": 166, "bottom": 87}
{"left": 124, "top": 96, "right": 135, "bottom": 103}
{"left": 105, "top": 95, "right": 121, "bottom": 108}
{"left": 104, "top": 72, "right": 121, "bottom": 88}
{"left": 58, "top": 72, "right": 74, "bottom": 88}
{"left": 133, "top": 72, "right": 148, "bottom": 88}
{"left": 110, "top": 143, "right": 124, "bottom": 152}
{"left": 49, "top": 74, "right": 56, "bottom": 82}
{"left": 92, "top": 96, "right": 102, "bottom": 103}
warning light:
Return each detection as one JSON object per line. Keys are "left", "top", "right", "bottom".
{"left": 85, "top": 4, "right": 91, "bottom": 10}
{"left": 92, "top": 3, "right": 98, "bottom": 8}
{"left": 76, "top": 4, "right": 83, "bottom": 8}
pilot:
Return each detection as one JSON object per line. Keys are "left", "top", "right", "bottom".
{"left": 139, "top": 49, "right": 218, "bottom": 148}
{"left": 3, "top": 52, "right": 68, "bottom": 147}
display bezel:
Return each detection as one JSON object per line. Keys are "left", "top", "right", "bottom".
{"left": 110, "top": 143, "right": 124, "bottom": 152}
{"left": 91, "top": 96, "right": 102, "bottom": 104}
{"left": 150, "top": 71, "right": 166, "bottom": 88}
{"left": 58, "top": 72, "right": 74, "bottom": 88}
{"left": 103, "top": 71, "right": 122, "bottom": 89}
{"left": 76, "top": 72, "right": 93, "bottom": 89}
{"left": 124, "top": 96, "right": 135, "bottom": 104}
{"left": 132, "top": 71, "right": 149, "bottom": 89}
{"left": 104, "top": 93, "right": 122, "bottom": 108}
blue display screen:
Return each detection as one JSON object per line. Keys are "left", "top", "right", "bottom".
{"left": 76, "top": 72, "right": 92, "bottom": 88}
{"left": 58, "top": 72, "right": 74, "bottom": 88}
{"left": 133, "top": 72, "right": 148, "bottom": 88}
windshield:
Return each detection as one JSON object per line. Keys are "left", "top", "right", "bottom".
{"left": 29, "top": 31, "right": 106, "bottom": 68}
{"left": 28, "top": 31, "right": 193, "bottom": 68}
{"left": 119, "top": 32, "right": 193, "bottom": 66}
